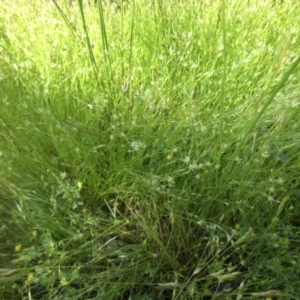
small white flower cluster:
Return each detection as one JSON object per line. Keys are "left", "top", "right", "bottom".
{"left": 129, "top": 141, "right": 146, "bottom": 152}
{"left": 60, "top": 172, "right": 67, "bottom": 179}
{"left": 182, "top": 156, "right": 213, "bottom": 171}
{"left": 266, "top": 176, "right": 285, "bottom": 203}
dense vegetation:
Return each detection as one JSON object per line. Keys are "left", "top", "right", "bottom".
{"left": 1, "top": 0, "right": 300, "bottom": 299}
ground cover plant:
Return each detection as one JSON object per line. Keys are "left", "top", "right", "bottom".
{"left": 1, "top": 0, "right": 300, "bottom": 299}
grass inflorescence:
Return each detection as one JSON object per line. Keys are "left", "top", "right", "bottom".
{"left": 1, "top": 0, "right": 300, "bottom": 299}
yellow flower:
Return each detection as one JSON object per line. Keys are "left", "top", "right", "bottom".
{"left": 77, "top": 181, "right": 83, "bottom": 188}
{"left": 60, "top": 277, "right": 68, "bottom": 286}
{"left": 49, "top": 243, "right": 55, "bottom": 254}
{"left": 32, "top": 230, "right": 37, "bottom": 237}
{"left": 27, "top": 273, "right": 34, "bottom": 283}
{"left": 15, "top": 244, "right": 21, "bottom": 252}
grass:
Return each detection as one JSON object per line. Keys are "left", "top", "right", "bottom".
{"left": 1, "top": 0, "right": 300, "bottom": 299}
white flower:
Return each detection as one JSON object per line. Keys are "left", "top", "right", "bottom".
{"left": 121, "top": 84, "right": 128, "bottom": 92}
{"left": 130, "top": 141, "right": 145, "bottom": 151}
{"left": 183, "top": 156, "right": 190, "bottom": 164}
{"left": 277, "top": 177, "right": 284, "bottom": 184}
{"left": 262, "top": 150, "right": 270, "bottom": 158}
{"left": 60, "top": 172, "right": 67, "bottom": 179}
{"left": 167, "top": 176, "right": 174, "bottom": 186}
{"left": 189, "top": 163, "right": 198, "bottom": 171}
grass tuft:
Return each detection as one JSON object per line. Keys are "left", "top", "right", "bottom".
{"left": 1, "top": 0, "right": 300, "bottom": 299}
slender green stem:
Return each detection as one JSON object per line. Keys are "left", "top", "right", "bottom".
{"left": 218, "top": 0, "right": 227, "bottom": 157}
